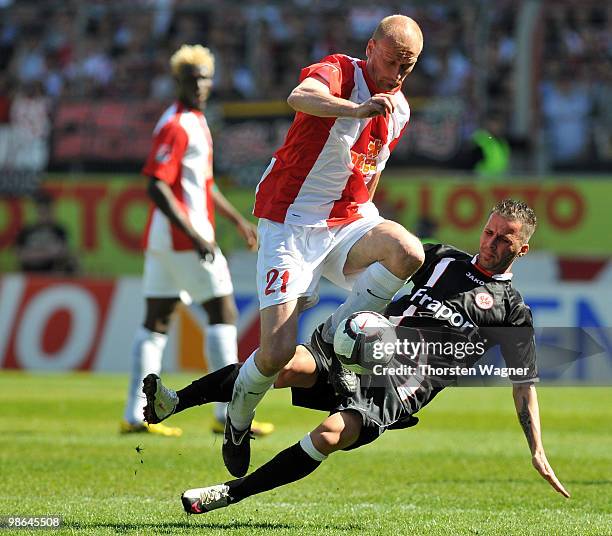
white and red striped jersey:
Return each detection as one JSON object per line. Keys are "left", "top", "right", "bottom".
{"left": 254, "top": 54, "right": 411, "bottom": 227}
{"left": 142, "top": 102, "right": 215, "bottom": 251}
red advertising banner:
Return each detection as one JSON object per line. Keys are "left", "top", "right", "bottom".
{"left": 0, "top": 276, "right": 116, "bottom": 370}
{"left": 51, "top": 101, "right": 164, "bottom": 166}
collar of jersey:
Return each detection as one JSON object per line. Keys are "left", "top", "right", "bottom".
{"left": 471, "top": 255, "right": 513, "bottom": 281}
{"left": 176, "top": 101, "right": 203, "bottom": 115}
{"left": 358, "top": 60, "right": 402, "bottom": 96}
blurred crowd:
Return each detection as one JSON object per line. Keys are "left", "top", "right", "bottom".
{"left": 0, "top": 1, "right": 520, "bottom": 103}
{"left": 0, "top": 0, "right": 609, "bottom": 169}
{"left": 540, "top": 3, "right": 611, "bottom": 167}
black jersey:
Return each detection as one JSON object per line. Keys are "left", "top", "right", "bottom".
{"left": 385, "top": 243, "right": 538, "bottom": 385}
{"left": 294, "top": 243, "right": 539, "bottom": 428}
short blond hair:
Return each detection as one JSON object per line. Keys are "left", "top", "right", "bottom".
{"left": 170, "top": 44, "right": 215, "bottom": 77}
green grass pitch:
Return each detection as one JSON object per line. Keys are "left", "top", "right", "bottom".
{"left": 0, "top": 372, "right": 610, "bottom": 535}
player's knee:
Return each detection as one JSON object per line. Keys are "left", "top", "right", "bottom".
{"left": 310, "top": 429, "right": 343, "bottom": 455}
{"left": 144, "top": 311, "right": 172, "bottom": 333}
{"left": 386, "top": 232, "right": 424, "bottom": 279}
{"left": 275, "top": 346, "right": 318, "bottom": 388}
{"left": 276, "top": 360, "right": 301, "bottom": 388}
{"left": 276, "top": 363, "right": 306, "bottom": 389}
{"left": 310, "top": 412, "right": 362, "bottom": 455}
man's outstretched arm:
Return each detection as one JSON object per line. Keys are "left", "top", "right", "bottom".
{"left": 512, "top": 382, "right": 570, "bottom": 498}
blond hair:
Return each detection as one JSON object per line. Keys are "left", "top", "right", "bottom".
{"left": 491, "top": 199, "right": 537, "bottom": 241}
{"left": 170, "top": 44, "right": 215, "bottom": 77}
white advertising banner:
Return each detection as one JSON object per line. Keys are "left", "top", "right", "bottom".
{"left": 0, "top": 257, "right": 610, "bottom": 382}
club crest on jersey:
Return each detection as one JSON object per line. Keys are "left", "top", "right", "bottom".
{"left": 351, "top": 139, "right": 382, "bottom": 174}
{"left": 475, "top": 292, "right": 494, "bottom": 310}
{"left": 155, "top": 143, "right": 172, "bottom": 163}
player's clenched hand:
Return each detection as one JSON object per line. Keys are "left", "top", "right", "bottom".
{"left": 532, "top": 451, "right": 570, "bottom": 498}
{"left": 236, "top": 219, "right": 258, "bottom": 251}
{"left": 352, "top": 94, "right": 396, "bottom": 118}
{"left": 191, "top": 234, "right": 216, "bottom": 263}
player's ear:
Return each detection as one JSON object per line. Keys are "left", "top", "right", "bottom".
{"left": 518, "top": 244, "right": 529, "bottom": 257}
{"left": 366, "top": 39, "right": 376, "bottom": 58}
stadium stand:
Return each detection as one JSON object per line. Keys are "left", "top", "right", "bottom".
{"left": 0, "top": 1, "right": 609, "bottom": 172}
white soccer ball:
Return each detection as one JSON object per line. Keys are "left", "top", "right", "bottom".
{"left": 333, "top": 311, "right": 397, "bottom": 374}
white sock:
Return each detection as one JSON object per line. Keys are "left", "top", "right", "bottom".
{"left": 205, "top": 323, "right": 238, "bottom": 423}
{"left": 325, "top": 262, "right": 406, "bottom": 341}
{"left": 227, "top": 351, "right": 277, "bottom": 431}
{"left": 123, "top": 326, "right": 167, "bottom": 424}
{"left": 299, "top": 433, "right": 328, "bottom": 461}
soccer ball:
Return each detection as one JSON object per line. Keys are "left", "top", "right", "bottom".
{"left": 333, "top": 311, "right": 397, "bottom": 374}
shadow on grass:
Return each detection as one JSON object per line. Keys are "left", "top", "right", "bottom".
{"left": 67, "top": 519, "right": 363, "bottom": 533}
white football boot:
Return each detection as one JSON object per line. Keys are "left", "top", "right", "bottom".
{"left": 181, "top": 484, "right": 233, "bottom": 514}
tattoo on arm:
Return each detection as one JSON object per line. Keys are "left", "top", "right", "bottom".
{"left": 519, "top": 396, "right": 535, "bottom": 452}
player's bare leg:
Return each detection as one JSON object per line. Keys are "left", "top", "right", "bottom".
{"left": 121, "top": 297, "right": 183, "bottom": 437}
{"left": 181, "top": 411, "right": 362, "bottom": 513}
{"left": 323, "top": 221, "right": 424, "bottom": 396}
{"left": 326, "top": 220, "right": 424, "bottom": 339}
{"left": 274, "top": 346, "right": 318, "bottom": 389}
{"left": 223, "top": 297, "right": 308, "bottom": 477}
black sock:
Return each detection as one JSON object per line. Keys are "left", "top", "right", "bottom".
{"left": 174, "top": 364, "right": 240, "bottom": 413}
{"left": 226, "top": 442, "right": 322, "bottom": 502}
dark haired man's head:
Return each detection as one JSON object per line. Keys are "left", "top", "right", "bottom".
{"left": 478, "top": 199, "right": 537, "bottom": 274}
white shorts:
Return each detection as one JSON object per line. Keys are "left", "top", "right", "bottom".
{"left": 142, "top": 247, "right": 234, "bottom": 303}
{"left": 256, "top": 216, "right": 384, "bottom": 310}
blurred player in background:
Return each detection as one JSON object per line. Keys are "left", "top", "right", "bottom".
{"left": 223, "top": 14, "right": 427, "bottom": 477}
{"left": 15, "top": 189, "right": 78, "bottom": 274}
{"left": 142, "top": 199, "right": 570, "bottom": 511}
{"left": 120, "top": 44, "right": 273, "bottom": 438}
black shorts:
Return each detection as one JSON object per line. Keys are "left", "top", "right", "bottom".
{"left": 291, "top": 327, "right": 419, "bottom": 450}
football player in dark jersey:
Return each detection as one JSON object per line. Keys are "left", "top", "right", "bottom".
{"left": 142, "top": 199, "right": 570, "bottom": 513}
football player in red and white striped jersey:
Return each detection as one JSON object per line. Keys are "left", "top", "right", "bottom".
{"left": 223, "top": 15, "right": 426, "bottom": 477}
{"left": 121, "top": 44, "right": 272, "bottom": 438}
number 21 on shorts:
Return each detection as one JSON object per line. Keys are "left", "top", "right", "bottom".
{"left": 264, "top": 269, "right": 290, "bottom": 295}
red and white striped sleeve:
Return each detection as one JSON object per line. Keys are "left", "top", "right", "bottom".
{"left": 142, "top": 120, "right": 188, "bottom": 185}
